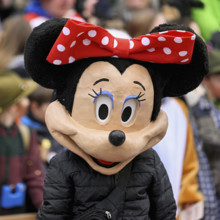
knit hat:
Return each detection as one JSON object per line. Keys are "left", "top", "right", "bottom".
{"left": 208, "top": 49, "right": 220, "bottom": 75}
{"left": 0, "top": 71, "right": 38, "bottom": 113}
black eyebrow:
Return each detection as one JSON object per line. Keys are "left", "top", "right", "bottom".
{"left": 93, "top": 78, "right": 109, "bottom": 86}
{"left": 133, "top": 81, "right": 145, "bottom": 91}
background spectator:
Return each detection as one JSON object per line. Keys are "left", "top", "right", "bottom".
{"left": 0, "top": 15, "right": 32, "bottom": 78}
{"left": 24, "top": 0, "right": 84, "bottom": 28}
{"left": 0, "top": 72, "right": 43, "bottom": 215}
{"left": 21, "top": 86, "right": 65, "bottom": 173}
{"left": 191, "top": 47, "right": 220, "bottom": 216}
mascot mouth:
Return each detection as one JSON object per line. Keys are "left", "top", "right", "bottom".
{"left": 92, "top": 157, "right": 119, "bottom": 168}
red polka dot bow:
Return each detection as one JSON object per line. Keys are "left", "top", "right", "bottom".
{"left": 47, "top": 19, "right": 196, "bottom": 65}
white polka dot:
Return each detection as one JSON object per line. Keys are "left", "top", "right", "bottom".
{"left": 179, "top": 51, "right": 188, "bottom": 57}
{"left": 88, "top": 30, "right": 97, "bottom": 37}
{"left": 163, "top": 47, "right": 171, "bottom": 55}
{"left": 57, "top": 44, "right": 65, "bottom": 52}
{"left": 129, "top": 40, "right": 134, "bottom": 49}
{"left": 63, "top": 27, "right": 70, "bottom": 36}
{"left": 191, "top": 34, "right": 196, "bottom": 40}
{"left": 102, "top": 36, "right": 109, "bottom": 45}
{"left": 181, "top": 58, "right": 189, "bottom": 63}
{"left": 174, "top": 37, "right": 183, "bottom": 43}
{"left": 83, "top": 39, "right": 91, "bottom": 46}
{"left": 147, "top": 48, "right": 155, "bottom": 52}
{"left": 70, "top": 41, "right": 76, "bottom": 48}
{"left": 159, "top": 31, "right": 168, "bottom": 34}
{"left": 69, "top": 56, "right": 75, "bottom": 63}
{"left": 141, "top": 37, "right": 150, "bottom": 46}
{"left": 176, "top": 30, "right": 186, "bottom": 32}
{"left": 112, "top": 55, "right": 118, "bottom": 58}
{"left": 53, "top": 60, "right": 62, "bottom": 65}
{"left": 158, "top": 36, "right": 166, "bottom": 41}
{"left": 114, "top": 39, "right": 118, "bottom": 48}
{"left": 77, "top": 32, "right": 84, "bottom": 37}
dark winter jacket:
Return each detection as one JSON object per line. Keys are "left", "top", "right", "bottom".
{"left": 37, "top": 148, "right": 176, "bottom": 220}
{"left": 192, "top": 97, "right": 220, "bottom": 196}
{"left": 0, "top": 123, "right": 44, "bottom": 215}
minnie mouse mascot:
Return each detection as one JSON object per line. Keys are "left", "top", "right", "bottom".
{"left": 24, "top": 18, "right": 208, "bottom": 219}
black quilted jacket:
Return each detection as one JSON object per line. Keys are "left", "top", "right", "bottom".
{"left": 37, "top": 148, "right": 176, "bottom": 220}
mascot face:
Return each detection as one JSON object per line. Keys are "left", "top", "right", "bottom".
{"left": 46, "top": 61, "right": 168, "bottom": 175}
{"left": 24, "top": 18, "right": 208, "bottom": 175}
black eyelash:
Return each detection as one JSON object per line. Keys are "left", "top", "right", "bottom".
{"left": 136, "top": 92, "right": 146, "bottom": 102}
{"left": 88, "top": 88, "right": 102, "bottom": 98}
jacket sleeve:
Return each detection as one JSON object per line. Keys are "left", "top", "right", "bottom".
{"left": 37, "top": 153, "right": 74, "bottom": 220}
{"left": 148, "top": 150, "right": 177, "bottom": 220}
{"left": 177, "top": 99, "right": 203, "bottom": 208}
{"left": 23, "top": 129, "right": 44, "bottom": 210}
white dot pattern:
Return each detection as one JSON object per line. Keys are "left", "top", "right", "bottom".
{"left": 141, "top": 37, "right": 150, "bottom": 46}
{"left": 174, "top": 37, "right": 182, "bottom": 43}
{"left": 47, "top": 21, "right": 196, "bottom": 66}
{"left": 83, "top": 39, "right": 91, "bottom": 46}
{"left": 179, "top": 51, "right": 187, "bottom": 57}
{"left": 114, "top": 39, "right": 118, "bottom": 48}
{"left": 69, "top": 56, "right": 75, "bottom": 63}
{"left": 77, "top": 32, "right": 84, "bottom": 37}
{"left": 63, "top": 27, "right": 70, "bottom": 36}
{"left": 158, "top": 36, "right": 166, "bottom": 41}
{"left": 129, "top": 40, "right": 134, "bottom": 49}
{"left": 57, "top": 44, "right": 65, "bottom": 52}
{"left": 102, "top": 36, "right": 109, "bottom": 45}
{"left": 147, "top": 48, "right": 155, "bottom": 52}
{"left": 163, "top": 47, "right": 171, "bottom": 55}
{"left": 53, "top": 60, "right": 62, "bottom": 65}
{"left": 181, "top": 58, "right": 189, "bottom": 63}
{"left": 159, "top": 31, "right": 168, "bottom": 34}
{"left": 88, "top": 30, "right": 97, "bottom": 37}
{"left": 70, "top": 41, "right": 76, "bottom": 48}
{"left": 191, "top": 34, "right": 196, "bottom": 40}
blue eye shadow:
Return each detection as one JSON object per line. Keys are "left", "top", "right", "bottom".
{"left": 123, "top": 95, "right": 141, "bottom": 107}
{"left": 93, "top": 90, "right": 114, "bottom": 108}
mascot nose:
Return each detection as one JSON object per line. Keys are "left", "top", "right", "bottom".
{"left": 109, "top": 130, "right": 126, "bottom": 147}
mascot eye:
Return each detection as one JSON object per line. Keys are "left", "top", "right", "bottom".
{"left": 96, "top": 95, "right": 112, "bottom": 123}
{"left": 121, "top": 99, "right": 137, "bottom": 125}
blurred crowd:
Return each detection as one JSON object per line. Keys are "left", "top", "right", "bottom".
{"left": 0, "top": 0, "right": 220, "bottom": 219}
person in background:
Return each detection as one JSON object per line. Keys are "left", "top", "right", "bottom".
{"left": 0, "top": 71, "right": 43, "bottom": 215}
{"left": 24, "top": 0, "right": 85, "bottom": 28}
{"left": 0, "top": 15, "right": 32, "bottom": 78}
{"left": 192, "top": 48, "right": 220, "bottom": 216}
{"left": 120, "top": 0, "right": 166, "bottom": 37}
{"left": 161, "top": 0, "right": 204, "bottom": 36}
{"left": 21, "top": 86, "right": 65, "bottom": 172}
{"left": 153, "top": 98, "right": 204, "bottom": 219}
{"left": 0, "top": 0, "right": 16, "bottom": 23}
{"left": 75, "top": 0, "right": 99, "bottom": 25}
{"left": 192, "top": 0, "right": 220, "bottom": 42}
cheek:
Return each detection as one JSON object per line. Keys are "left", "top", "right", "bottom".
{"left": 72, "top": 92, "right": 97, "bottom": 127}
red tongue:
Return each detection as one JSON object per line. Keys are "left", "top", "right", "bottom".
{"left": 97, "top": 159, "right": 114, "bottom": 165}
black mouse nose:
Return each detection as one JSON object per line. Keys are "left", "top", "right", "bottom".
{"left": 109, "top": 130, "right": 126, "bottom": 147}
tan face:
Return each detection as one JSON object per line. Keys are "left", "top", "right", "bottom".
{"left": 42, "top": 0, "right": 75, "bottom": 17}
{"left": 203, "top": 73, "right": 220, "bottom": 99}
{"left": 125, "top": 0, "right": 150, "bottom": 9}
{"left": 46, "top": 61, "right": 168, "bottom": 175}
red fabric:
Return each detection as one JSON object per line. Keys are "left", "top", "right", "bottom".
{"left": 47, "top": 19, "right": 196, "bottom": 65}
{"left": 23, "top": 12, "right": 39, "bottom": 22}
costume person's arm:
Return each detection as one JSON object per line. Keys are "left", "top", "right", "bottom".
{"left": 37, "top": 154, "right": 74, "bottom": 220}
{"left": 148, "top": 150, "right": 176, "bottom": 220}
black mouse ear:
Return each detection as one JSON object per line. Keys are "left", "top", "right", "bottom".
{"left": 150, "top": 23, "right": 208, "bottom": 97}
{"left": 25, "top": 18, "right": 75, "bottom": 89}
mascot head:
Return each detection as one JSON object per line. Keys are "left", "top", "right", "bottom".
{"left": 25, "top": 18, "right": 208, "bottom": 175}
